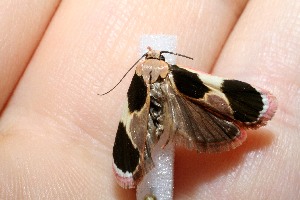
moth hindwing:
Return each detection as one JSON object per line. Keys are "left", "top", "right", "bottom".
{"left": 112, "top": 47, "right": 277, "bottom": 189}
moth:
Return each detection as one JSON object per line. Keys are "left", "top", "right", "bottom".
{"left": 112, "top": 47, "right": 277, "bottom": 189}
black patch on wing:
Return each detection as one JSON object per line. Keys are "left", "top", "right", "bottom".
{"left": 221, "top": 80, "right": 263, "bottom": 122}
{"left": 170, "top": 65, "right": 210, "bottom": 99}
{"left": 127, "top": 73, "right": 147, "bottom": 113}
{"left": 113, "top": 122, "right": 140, "bottom": 173}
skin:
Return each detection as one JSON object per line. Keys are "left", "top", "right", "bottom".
{"left": 0, "top": 0, "right": 299, "bottom": 199}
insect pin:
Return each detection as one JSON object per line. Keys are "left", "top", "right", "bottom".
{"left": 109, "top": 47, "right": 277, "bottom": 189}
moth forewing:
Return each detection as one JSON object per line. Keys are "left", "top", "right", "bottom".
{"left": 168, "top": 65, "right": 277, "bottom": 128}
{"left": 112, "top": 73, "right": 151, "bottom": 189}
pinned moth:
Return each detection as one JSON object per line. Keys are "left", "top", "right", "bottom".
{"left": 111, "top": 47, "right": 277, "bottom": 189}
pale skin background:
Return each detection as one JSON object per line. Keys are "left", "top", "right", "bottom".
{"left": 0, "top": 0, "right": 299, "bottom": 199}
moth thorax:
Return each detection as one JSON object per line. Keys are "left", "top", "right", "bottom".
{"left": 147, "top": 82, "right": 165, "bottom": 147}
{"left": 136, "top": 59, "right": 169, "bottom": 84}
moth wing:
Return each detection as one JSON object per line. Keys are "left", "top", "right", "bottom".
{"left": 168, "top": 65, "right": 277, "bottom": 129}
{"left": 165, "top": 65, "right": 277, "bottom": 152}
{"left": 112, "top": 74, "right": 153, "bottom": 189}
{"left": 163, "top": 82, "right": 247, "bottom": 152}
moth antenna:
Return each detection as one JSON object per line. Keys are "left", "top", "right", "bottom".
{"left": 160, "top": 50, "right": 193, "bottom": 60}
{"left": 98, "top": 54, "right": 146, "bottom": 96}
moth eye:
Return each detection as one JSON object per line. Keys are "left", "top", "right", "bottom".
{"left": 159, "top": 54, "right": 165, "bottom": 61}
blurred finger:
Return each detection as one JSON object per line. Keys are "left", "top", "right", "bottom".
{"left": 0, "top": 0, "right": 60, "bottom": 111}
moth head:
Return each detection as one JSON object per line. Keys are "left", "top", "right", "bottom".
{"left": 145, "top": 47, "right": 165, "bottom": 61}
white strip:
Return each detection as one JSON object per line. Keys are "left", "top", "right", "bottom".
{"left": 136, "top": 35, "right": 176, "bottom": 200}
